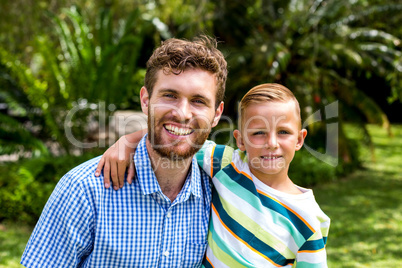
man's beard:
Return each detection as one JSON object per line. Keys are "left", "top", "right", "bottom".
{"left": 147, "top": 111, "right": 211, "bottom": 160}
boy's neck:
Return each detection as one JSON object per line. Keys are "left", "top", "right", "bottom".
{"left": 251, "top": 170, "right": 303, "bottom": 195}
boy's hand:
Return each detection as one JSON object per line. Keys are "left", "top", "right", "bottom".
{"left": 94, "top": 129, "right": 147, "bottom": 190}
{"left": 94, "top": 136, "right": 135, "bottom": 190}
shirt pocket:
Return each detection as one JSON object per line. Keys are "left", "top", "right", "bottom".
{"left": 181, "top": 242, "right": 208, "bottom": 267}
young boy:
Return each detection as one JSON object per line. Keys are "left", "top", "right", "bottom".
{"left": 96, "top": 83, "right": 330, "bottom": 267}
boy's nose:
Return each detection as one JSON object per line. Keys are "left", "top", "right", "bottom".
{"left": 266, "top": 134, "right": 279, "bottom": 149}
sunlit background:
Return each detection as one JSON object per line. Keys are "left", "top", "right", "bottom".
{"left": 0, "top": 1, "right": 401, "bottom": 267}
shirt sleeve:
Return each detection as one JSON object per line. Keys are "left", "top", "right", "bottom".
{"left": 196, "top": 141, "right": 236, "bottom": 178}
{"left": 21, "top": 172, "right": 95, "bottom": 267}
{"left": 294, "top": 215, "right": 330, "bottom": 268}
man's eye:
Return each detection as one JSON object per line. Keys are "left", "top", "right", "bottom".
{"left": 164, "top": 94, "right": 176, "bottom": 98}
{"left": 193, "top": 99, "right": 206, "bottom": 104}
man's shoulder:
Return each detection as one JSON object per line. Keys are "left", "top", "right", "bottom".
{"left": 59, "top": 155, "right": 104, "bottom": 189}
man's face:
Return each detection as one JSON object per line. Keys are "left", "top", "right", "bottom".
{"left": 141, "top": 69, "right": 224, "bottom": 160}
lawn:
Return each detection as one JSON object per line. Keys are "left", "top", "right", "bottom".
{"left": 0, "top": 223, "right": 32, "bottom": 268}
{"left": 314, "top": 124, "right": 402, "bottom": 267}
{"left": 0, "top": 124, "right": 401, "bottom": 267}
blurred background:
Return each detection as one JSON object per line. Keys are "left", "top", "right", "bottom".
{"left": 0, "top": 0, "right": 401, "bottom": 267}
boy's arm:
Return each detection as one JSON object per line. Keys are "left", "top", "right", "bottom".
{"left": 295, "top": 218, "right": 330, "bottom": 267}
{"left": 295, "top": 247, "right": 328, "bottom": 267}
{"left": 95, "top": 129, "right": 147, "bottom": 190}
{"left": 95, "top": 131, "right": 236, "bottom": 189}
{"left": 195, "top": 141, "right": 235, "bottom": 178}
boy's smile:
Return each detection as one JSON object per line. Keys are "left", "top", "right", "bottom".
{"left": 234, "top": 101, "right": 307, "bottom": 184}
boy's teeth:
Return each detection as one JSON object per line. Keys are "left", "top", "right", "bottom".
{"left": 165, "top": 125, "right": 192, "bottom": 136}
{"left": 262, "top": 156, "right": 280, "bottom": 159}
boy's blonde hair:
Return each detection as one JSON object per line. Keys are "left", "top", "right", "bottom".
{"left": 239, "top": 83, "right": 302, "bottom": 129}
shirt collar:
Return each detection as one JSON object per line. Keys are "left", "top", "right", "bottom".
{"left": 134, "top": 134, "right": 203, "bottom": 199}
{"left": 189, "top": 156, "right": 202, "bottom": 199}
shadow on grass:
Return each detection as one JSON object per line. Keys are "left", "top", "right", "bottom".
{"left": 314, "top": 167, "right": 402, "bottom": 266}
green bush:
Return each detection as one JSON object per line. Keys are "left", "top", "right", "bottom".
{"left": 0, "top": 152, "right": 100, "bottom": 225}
{"left": 289, "top": 148, "right": 337, "bottom": 187}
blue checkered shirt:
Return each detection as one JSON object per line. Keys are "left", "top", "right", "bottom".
{"left": 21, "top": 135, "right": 212, "bottom": 267}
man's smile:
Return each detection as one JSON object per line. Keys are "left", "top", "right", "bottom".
{"left": 164, "top": 124, "right": 194, "bottom": 136}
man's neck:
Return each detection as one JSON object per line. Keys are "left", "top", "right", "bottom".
{"left": 146, "top": 139, "right": 193, "bottom": 201}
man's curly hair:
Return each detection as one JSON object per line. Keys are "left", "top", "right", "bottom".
{"left": 144, "top": 36, "right": 227, "bottom": 108}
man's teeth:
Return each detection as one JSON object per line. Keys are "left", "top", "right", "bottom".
{"left": 165, "top": 125, "right": 192, "bottom": 136}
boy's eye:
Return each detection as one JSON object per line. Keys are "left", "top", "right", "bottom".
{"left": 252, "top": 131, "right": 265, "bottom": 135}
{"left": 278, "top": 130, "right": 290, "bottom": 134}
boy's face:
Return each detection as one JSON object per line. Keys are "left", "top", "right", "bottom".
{"left": 141, "top": 68, "right": 224, "bottom": 159}
{"left": 234, "top": 101, "right": 307, "bottom": 181}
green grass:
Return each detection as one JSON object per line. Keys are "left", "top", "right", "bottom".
{"left": 0, "top": 223, "right": 32, "bottom": 268}
{"left": 0, "top": 124, "right": 401, "bottom": 267}
{"left": 313, "top": 124, "right": 402, "bottom": 267}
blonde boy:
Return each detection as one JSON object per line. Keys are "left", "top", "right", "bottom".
{"left": 198, "top": 83, "right": 330, "bottom": 267}
{"left": 97, "top": 83, "right": 330, "bottom": 267}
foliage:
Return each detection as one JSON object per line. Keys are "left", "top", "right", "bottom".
{"left": 212, "top": 0, "right": 402, "bottom": 171}
{"left": 0, "top": 151, "right": 101, "bottom": 225}
{"left": 146, "top": 0, "right": 215, "bottom": 39}
{"left": 0, "top": 0, "right": 401, "bottom": 172}
{"left": 40, "top": 6, "right": 151, "bottom": 107}
{"left": 0, "top": 6, "right": 155, "bottom": 156}
{"left": 289, "top": 148, "right": 337, "bottom": 186}
{"left": 0, "top": 49, "right": 50, "bottom": 156}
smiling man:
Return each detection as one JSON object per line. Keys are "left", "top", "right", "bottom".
{"left": 21, "top": 36, "right": 227, "bottom": 268}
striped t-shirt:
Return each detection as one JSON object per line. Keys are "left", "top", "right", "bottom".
{"left": 196, "top": 141, "right": 330, "bottom": 267}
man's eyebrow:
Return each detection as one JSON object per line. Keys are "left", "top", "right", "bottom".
{"left": 193, "top": 94, "right": 209, "bottom": 100}
{"left": 159, "top": 89, "right": 212, "bottom": 105}
{"left": 193, "top": 94, "right": 213, "bottom": 105}
{"left": 158, "top": 88, "right": 177, "bottom": 94}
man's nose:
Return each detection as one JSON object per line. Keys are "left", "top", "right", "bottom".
{"left": 173, "top": 99, "right": 192, "bottom": 121}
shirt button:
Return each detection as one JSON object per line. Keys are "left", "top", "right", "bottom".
{"left": 163, "top": 250, "right": 169, "bottom": 257}
{"left": 166, "top": 212, "right": 172, "bottom": 218}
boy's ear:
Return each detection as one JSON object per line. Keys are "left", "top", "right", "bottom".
{"left": 295, "top": 129, "right": 308, "bottom": 151}
{"left": 140, "top": 87, "right": 149, "bottom": 115}
{"left": 233, "top": 129, "right": 246, "bottom": 151}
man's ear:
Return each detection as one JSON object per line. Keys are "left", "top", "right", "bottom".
{"left": 140, "top": 87, "right": 149, "bottom": 115}
{"left": 211, "top": 101, "right": 224, "bottom": 128}
{"left": 295, "top": 129, "right": 308, "bottom": 151}
{"left": 233, "top": 129, "right": 246, "bottom": 151}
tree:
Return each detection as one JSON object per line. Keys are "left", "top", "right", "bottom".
{"left": 212, "top": 0, "right": 402, "bottom": 169}
{"left": 0, "top": 5, "right": 157, "bottom": 156}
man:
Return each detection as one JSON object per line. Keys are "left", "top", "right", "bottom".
{"left": 21, "top": 36, "right": 227, "bottom": 268}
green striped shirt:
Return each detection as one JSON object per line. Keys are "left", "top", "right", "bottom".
{"left": 197, "top": 141, "right": 330, "bottom": 267}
